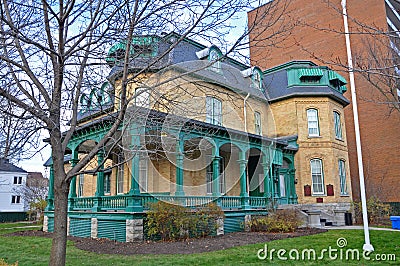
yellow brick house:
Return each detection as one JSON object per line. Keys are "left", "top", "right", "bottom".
{"left": 44, "top": 35, "right": 352, "bottom": 241}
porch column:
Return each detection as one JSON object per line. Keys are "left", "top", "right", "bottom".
{"left": 238, "top": 151, "right": 249, "bottom": 209}
{"left": 129, "top": 154, "right": 141, "bottom": 195}
{"left": 45, "top": 164, "right": 54, "bottom": 211}
{"left": 238, "top": 151, "right": 248, "bottom": 197}
{"left": 269, "top": 167, "right": 275, "bottom": 202}
{"left": 261, "top": 156, "right": 270, "bottom": 199}
{"left": 212, "top": 146, "right": 221, "bottom": 197}
{"left": 126, "top": 128, "right": 143, "bottom": 212}
{"left": 129, "top": 126, "right": 141, "bottom": 196}
{"left": 175, "top": 139, "right": 185, "bottom": 196}
{"left": 95, "top": 151, "right": 105, "bottom": 197}
{"left": 69, "top": 150, "right": 78, "bottom": 198}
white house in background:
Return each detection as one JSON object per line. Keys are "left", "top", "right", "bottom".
{"left": 0, "top": 158, "right": 28, "bottom": 214}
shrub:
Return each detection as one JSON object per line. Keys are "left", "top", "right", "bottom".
{"left": 249, "top": 209, "right": 302, "bottom": 233}
{"left": 0, "top": 259, "right": 18, "bottom": 266}
{"left": 146, "top": 201, "right": 224, "bottom": 241}
{"left": 353, "top": 196, "right": 391, "bottom": 225}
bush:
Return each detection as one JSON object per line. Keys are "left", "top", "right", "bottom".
{"left": 248, "top": 209, "right": 302, "bottom": 233}
{"left": 146, "top": 201, "right": 224, "bottom": 241}
{"left": 353, "top": 196, "right": 391, "bottom": 225}
{"left": 0, "top": 259, "right": 18, "bottom": 266}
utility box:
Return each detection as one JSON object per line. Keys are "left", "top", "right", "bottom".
{"left": 390, "top": 216, "right": 400, "bottom": 230}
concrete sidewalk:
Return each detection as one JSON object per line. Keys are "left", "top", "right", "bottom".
{"left": 325, "top": 225, "right": 400, "bottom": 232}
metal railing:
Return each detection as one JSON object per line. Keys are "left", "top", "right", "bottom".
{"left": 68, "top": 194, "right": 270, "bottom": 212}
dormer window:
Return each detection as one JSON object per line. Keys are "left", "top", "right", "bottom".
{"left": 298, "top": 68, "right": 323, "bottom": 83}
{"left": 208, "top": 48, "right": 221, "bottom": 72}
{"left": 328, "top": 70, "right": 347, "bottom": 93}
{"left": 252, "top": 68, "right": 263, "bottom": 89}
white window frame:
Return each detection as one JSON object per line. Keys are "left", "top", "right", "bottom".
{"left": 135, "top": 87, "right": 150, "bottom": 108}
{"left": 139, "top": 156, "right": 148, "bottom": 193}
{"left": 339, "top": 159, "right": 348, "bottom": 195}
{"left": 206, "top": 96, "right": 222, "bottom": 126}
{"left": 307, "top": 109, "right": 320, "bottom": 137}
{"left": 104, "top": 172, "right": 111, "bottom": 195}
{"left": 117, "top": 153, "right": 124, "bottom": 194}
{"left": 254, "top": 111, "right": 262, "bottom": 135}
{"left": 334, "top": 111, "right": 342, "bottom": 140}
{"left": 209, "top": 49, "right": 221, "bottom": 72}
{"left": 310, "top": 158, "right": 325, "bottom": 195}
{"left": 253, "top": 69, "right": 262, "bottom": 89}
{"left": 78, "top": 174, "right": 84, "bottom": 197}
{"left": 13, "top": 176, "right": 22, "bottom": 185}
{"left": 11, "top": 195, "right": 21, "bottom": 204}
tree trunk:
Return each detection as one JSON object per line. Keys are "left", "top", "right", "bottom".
{"left": 49, "top": 177, "right": 69, "bottom": 266}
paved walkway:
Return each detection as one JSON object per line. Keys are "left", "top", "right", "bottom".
{"left": 325, "top": 225, "right": 400, "bottom": 232}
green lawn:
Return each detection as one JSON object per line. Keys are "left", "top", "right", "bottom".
{"left": 0, "top": 223, "right": 399, "bottom": 265}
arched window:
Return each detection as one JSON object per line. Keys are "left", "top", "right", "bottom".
{"left": 252, "top": 68, "right": 263, "bottom": 89}
{"left": 307, "top": 109, "right": 320, "bottom": 137}
{"left": 310, "top": 158, "right": 324, "bottom": 194}
{"left": 333, "top": 111, "right": 342, "bottom": 139}
{"left": 208, "top": 48, "right": 221, "bottom": 72}
{"left": 254, "top": 111, "right": 262, "bottom": 135}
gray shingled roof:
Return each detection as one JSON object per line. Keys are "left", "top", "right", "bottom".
{"left": 0, "top": 158, "right": 27, "bottom": 173}
{"left": 263, "top": 64, "right": 350, "bottom": 106}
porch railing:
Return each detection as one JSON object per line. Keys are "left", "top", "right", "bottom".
{"left": 68, "top": 194, "right": 270, "bottom": 212}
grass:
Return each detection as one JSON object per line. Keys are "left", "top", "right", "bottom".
{"left": 0, "top": 223, "right": 399, "bottom": 265}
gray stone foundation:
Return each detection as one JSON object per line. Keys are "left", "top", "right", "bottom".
{"left": 126, "top": 219, "right": 143, "bottom": 242}
{"left": 91, "top": 218, "right": 98, "bottom": 238}
{"left": 43, "top": 216, "right": 48, "bottom": 232}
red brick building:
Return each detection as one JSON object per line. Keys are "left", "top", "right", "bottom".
{"left": 248, "top": 0, "right": 400, "bottom": 202}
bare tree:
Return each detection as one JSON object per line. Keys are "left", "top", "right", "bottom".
{"left": 0, "top": 0, "right": 292, "bottom": 264}
{"left": 14, "top": 172, "right": 48, "bottom": 221}
{"left": 0, "top": 97, "right": 42, "bottom": 162}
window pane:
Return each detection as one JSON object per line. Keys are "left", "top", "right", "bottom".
{"left": 205, "top": 97, "right": 212, "bottom": 123}
{"left": 255, "top": 112, "right": 262, "bottom": 135}
{"left": 135, "top": 88, "right": 150, "bottom": 107}
{"left": 214, "top": 98, "right": 222, "bottom": 125}
{"left": 310, "top": 159, "right": 324, "bottom": 194}
{"left": 334, "top": 112, "right": 342, "bottom": 139}
{"left": 117, "top": 154, "right": 124, "bottom": 194}
{"left": 205, "top": 97, "right": 222, "bottom": 125}
{"left": 339, "top": 160, "right": 347, "bottom": 195}
{"left": 280, "top": 174, "right": 286, "bottom": 197}
{"left": 209, "top": 50, "right": 220, "bottom": 72}
{"left": 307, "top": 109, "right": 319, "bottom": 136}
{"left": 206, "top": 163, "right": 212, "bottom": 194}
{"left": 104, "top": 173, "right": 111, "bottom": 194}
{"left": 139, "top": 157, "right": 148, "bottom": 192}
{"left": 78, "top": 174, "right": 84, "bottom": 197}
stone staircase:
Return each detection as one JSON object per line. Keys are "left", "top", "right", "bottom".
{"left": 278, "top": 203, "right": 351, "bottom": 228}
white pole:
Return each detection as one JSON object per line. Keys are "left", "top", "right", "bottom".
{"left": 341, "top": 0, "right": 374, "bottom": 252}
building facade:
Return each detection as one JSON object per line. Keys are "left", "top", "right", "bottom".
{"left": 44, "top": 33, "right": 352, "bottom": 241}
{"left": 248, "top": 0, "right": 400, "bottom": 202}
{"left": 263, "top": 61, "right": 352, "bottom": 209}
{"left": 0, "top": 158, "right": 28, "bottom": 222}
